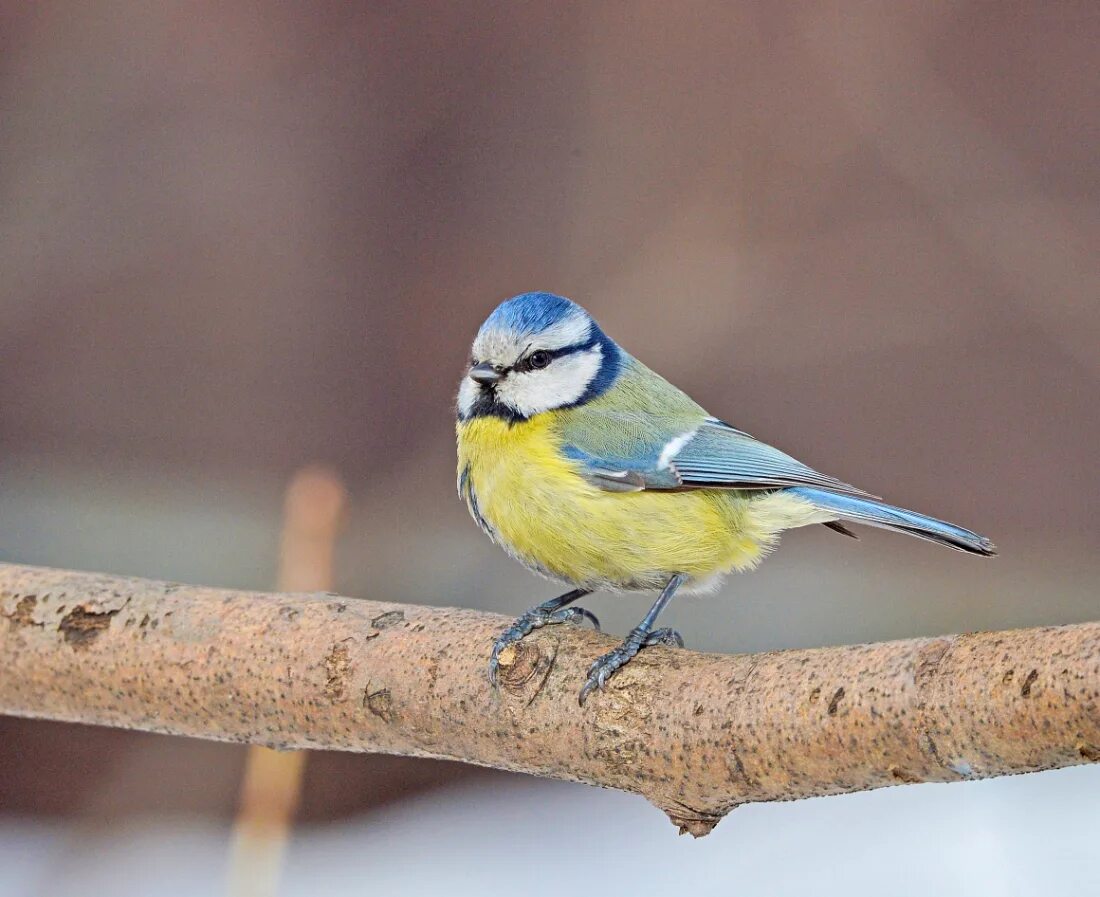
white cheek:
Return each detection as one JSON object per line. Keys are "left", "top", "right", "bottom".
{"left": 498, "top": 348, "right": 603, "bottom": 417}
{"left": 457, "top": 377, "right": 478, "bottom": 417}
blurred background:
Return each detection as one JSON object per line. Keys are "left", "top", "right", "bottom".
{"left": 1, "top": 2, "right": 1097, "bottom": 895}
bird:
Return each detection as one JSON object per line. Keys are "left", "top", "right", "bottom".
{"left": 455, "top": 291, "right": 996, "bottom": 704}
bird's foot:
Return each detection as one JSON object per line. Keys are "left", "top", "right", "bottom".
{"left": 643, "top": 627, "right": 685, "bottom": 649}
{"left": 488, "top": 603, "right": 599, "bottom": 686}
{"left": 578, "top": 626, "right": 684, "bottom": 705}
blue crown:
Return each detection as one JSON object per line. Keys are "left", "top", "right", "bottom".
{"left": 482, "top": 292, "right": 586, "bottom": 337}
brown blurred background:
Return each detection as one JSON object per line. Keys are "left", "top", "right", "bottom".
{"left": 1, "top": 0, "right": 1097, "bottom": 849}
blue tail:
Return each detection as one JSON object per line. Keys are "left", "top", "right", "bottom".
{"left": 790, "top": 487, "right": 997, "bottom": 556}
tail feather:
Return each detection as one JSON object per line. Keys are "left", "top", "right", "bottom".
{"left": 791, "top": 487, "right": 997, "bottom": 556}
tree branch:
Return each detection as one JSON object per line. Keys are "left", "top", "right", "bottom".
{"left": 1, "top": 563, "right": 1097, "bottom": 836}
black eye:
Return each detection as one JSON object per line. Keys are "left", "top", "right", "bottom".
{"left": 528, "top": 350, "right": 551, "bottom": 370}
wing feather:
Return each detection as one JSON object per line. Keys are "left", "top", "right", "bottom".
{"left": 563, "top": 415, "right": 876, "bottom": 499}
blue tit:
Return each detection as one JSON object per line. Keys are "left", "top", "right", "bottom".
{"left": 455, "top": 292, "right": 996, "bottom": 703}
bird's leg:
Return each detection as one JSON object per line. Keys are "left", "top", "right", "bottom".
{"left": 488, "top": 588, "right": 597, "bottom": 686}
{"left": 578, "top": 573, "right": 687, "bottom": 705}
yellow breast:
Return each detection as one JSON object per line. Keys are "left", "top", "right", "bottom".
{"left": 456, "top": 414, "right": 778, "bottom": 590}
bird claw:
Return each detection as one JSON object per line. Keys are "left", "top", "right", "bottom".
{"left": 644, "top": 627, "right": 684, "bottom": 649}
{"left": 561, "top": 607, "right": 601, "bottom": 631}
{"left": 488, "top": 603, "right": 600, "bottom": 686}
{"left": 578, "top": 626, "right": 685, "bottom": 705}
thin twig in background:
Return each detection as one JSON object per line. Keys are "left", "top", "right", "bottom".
{"left": 227, "top": 467, "right": 346, "bottom": 896}
{"left": 0, "top": 563, "right": 1096, "bottom": 837}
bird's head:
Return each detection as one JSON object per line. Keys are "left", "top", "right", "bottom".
{"left": 458, "top": 292, "right": 621, "bottom": 422}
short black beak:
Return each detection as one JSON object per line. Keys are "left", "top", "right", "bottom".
{"left": 469, "top": 362, "right": 503, "bottom": 386}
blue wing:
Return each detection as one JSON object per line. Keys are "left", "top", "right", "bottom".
{"left": 563, "top": 415, "right": 875, "bottom": 498}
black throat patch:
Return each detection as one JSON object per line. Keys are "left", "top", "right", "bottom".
{"left": 460, "top": 387, "right": 528, "bottom": 424}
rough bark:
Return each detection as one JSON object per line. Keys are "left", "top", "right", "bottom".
{"left": 1, "top": 563, "right": 1097, "bottom": 836}
{"left": 229, "top": 466, "right": 346, "bottom": 897}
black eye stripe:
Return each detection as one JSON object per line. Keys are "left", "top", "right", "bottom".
{"left": 459, "top": 326, "right": 620, "bottom": 423}
{"left": 512, "top": 337, "right": 597, "bottom": 373}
